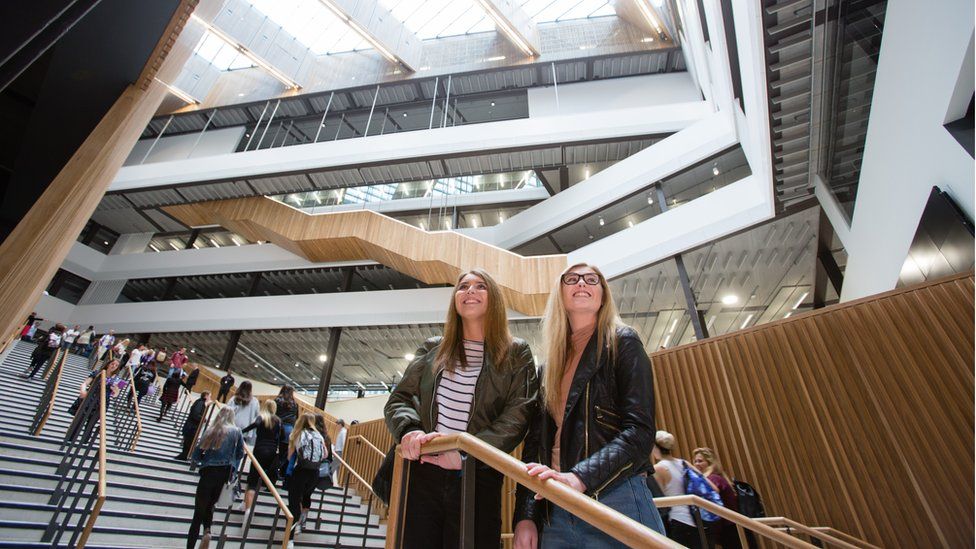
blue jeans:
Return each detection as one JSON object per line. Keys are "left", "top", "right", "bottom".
{"left": 541, "top": 475, "right": 666, "bottom": 548}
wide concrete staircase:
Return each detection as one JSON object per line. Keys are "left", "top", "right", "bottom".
{"left": 0, "top": 340, "right": 386, "bottom": 548}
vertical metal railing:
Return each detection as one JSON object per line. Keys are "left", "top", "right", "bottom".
{"left": 112, "top": 364, "right": 143, "bottom": 451}
{"left": 29, "top": 348, "right": 67, "bottom": 435}
{"left": 43, "top": 371, "right": 107, "bottom": 549}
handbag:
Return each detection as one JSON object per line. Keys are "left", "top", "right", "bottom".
{"left": 317, "top": 459, "right": 334, "bottom": 490}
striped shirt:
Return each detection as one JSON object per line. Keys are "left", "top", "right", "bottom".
{"left": 434, "top": 340, "right": 484, "bottom": 434}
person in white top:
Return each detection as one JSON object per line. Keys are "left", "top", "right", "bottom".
{"left": 653, "top": 430, "right": 703, "bottom": 548}
{"left": 95, "top": 331, "right": 116, "bottom": 362}
{"left": 334, "top": 419, "right": 347, "bottom": 456}
{"left": 62, "top": 325, "right": 80, "bottom": 351}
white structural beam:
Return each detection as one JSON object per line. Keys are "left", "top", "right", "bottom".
{"left": 110, "top": 99, "right": 710, "bottom": 191}
{"left": 473, "top": 0, "right": 541, "bottom": 57}
{"left": 323, "top": 0, "right": 425, "bottom": 71}
{"left": 492, "top": 109, "right": 737, "bottom": 249}
{"left": 840, "top": 0, "right": 974, "bottom": 301}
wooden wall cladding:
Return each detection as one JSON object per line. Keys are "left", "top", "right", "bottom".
{"left": 651, "top": 273, "right": 974, "bottom": 548}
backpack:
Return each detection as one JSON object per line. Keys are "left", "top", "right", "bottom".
{"left": 682, "top": 461, "right": 724, "bottom": 522}
{"left": 296, "top": 430, "right": 325, "bottom": 470}
{"left": 732, "top": 479, "right": 766, "bottom": 518}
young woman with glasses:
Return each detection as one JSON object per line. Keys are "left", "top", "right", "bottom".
{"left": 384, "top": 269, "right": 539, "bottom": 549}
{"left": 513, "top": 263, "right": 666, "bottom": 548}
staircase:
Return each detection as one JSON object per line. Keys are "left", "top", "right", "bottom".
{"left": 0, "top": 341, "right": 386, "bottom": 548}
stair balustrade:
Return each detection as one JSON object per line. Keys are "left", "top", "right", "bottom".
{"left": 215, "top": 444, "right": 293, "bottom": 549}
{"left": 111, "top": 364, "right": 144, "bottom": 451}
{"left": 43, "top": 370, "right": 107, "bottom": 548}
{"left": 29, "top": 347, "right": 68, "bottom": 436}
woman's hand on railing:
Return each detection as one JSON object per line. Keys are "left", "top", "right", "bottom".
{"left": 419, "top": 450, "right": 462, "bottom": 470}
{"left": 525, "top": 463, "right": 585, "bottom": 499}
{"left": 400, "top": 430, "right": 442, "bottom": 460}
{"left": 513, "top": 519, "right": 538, "bottom": 549}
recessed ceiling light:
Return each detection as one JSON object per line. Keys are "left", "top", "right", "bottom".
{"left": 647, "top": 194, "right": 654, "bottom": 205}
{"left": 402, "top": 112, "right": 408, "bottom": 117}
{"left": 404, "top": 353, "right": 415, "bottom": 361}
{"left": 490, "top": 101, "right": 495, "bottom": 107}
{"left": 712, "top": 165, "right": 720, "bottom": 176}
{"left": 237, "top": 92, "right": 245, "bottom": 97}
{"left": 318, "top": 354, "right": 327, "bottom": 362}
{"left": 598, "top": 217, "right": 605, "bottom": 226}
{"left": 721, "top": 294, "right": 739, "bottom": 305}
{"left": 627, "top": 220, "right": 634, "bottom": 228}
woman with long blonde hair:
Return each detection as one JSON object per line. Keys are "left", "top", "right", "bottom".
{"left": 286, "top": 412, "right": 326, "bottom": 541}
{"left": 693, "top": 447, "right": 741, "bottom": 549}
{"left": 384, "top": 268, "right": 539, "bottom": 549}
{"left": 240, "top": 399, "right": 283, "bottom": 519}
{"left": 513, "top": 263, "right": 665, "bottom": 548}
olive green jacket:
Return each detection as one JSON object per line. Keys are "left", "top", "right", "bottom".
{"left": 384, "top": 336, "right": 539, "bottom": 454}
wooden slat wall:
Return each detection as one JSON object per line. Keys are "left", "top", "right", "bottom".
{"left": 651, "top": 273, "right": 974, "bottom": 548}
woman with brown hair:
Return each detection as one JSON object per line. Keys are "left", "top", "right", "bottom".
{"left": 384, "top": 269, "right": 539, "bottom": 549}
{"left": 286, "top": 412, "right": 326, "bottom": 544}
{"left": 513, "top": 263, "right": 665, "bottom": 548}
{"left": 188, "top": 406, "right": 244, "bottom": 549}
{"left": 228, "top": 381, "right": 259, "bottom": 446}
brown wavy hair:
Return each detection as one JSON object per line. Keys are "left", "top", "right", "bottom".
{"left": 434, "top": 269, "right": 512, "bottom": 373}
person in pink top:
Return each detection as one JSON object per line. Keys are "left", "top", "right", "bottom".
{"left": 170, "top": 347, "right": 188, "bottom": 378}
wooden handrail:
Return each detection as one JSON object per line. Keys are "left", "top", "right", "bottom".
{"left": 187, "top": 401, "right": 220, "bottom": 458}
{"left": 755, "top": 517, "right": 881, "bottom": 549}
{"left": 77, "top": 371, "right": 108, "bottom": 548}
{"left": 241, "top": 443, "right": 293, "bottom": 548}
{"left": 123, "top": 364, "right": 144, "bottom": 451}
{"left": 32, "top": 349, "right": 68, "bottom": 436}
{"left": 414, "top": 433, "right": 681, "bottom": 548}
{"left": 653, "top": 496, "right": 816, "bottom": 548}
{"left": 331, "top": 451, "right": 380, "bottom": 499}
{"left": 350, "top": 434, "right": 385, "bottom": 459}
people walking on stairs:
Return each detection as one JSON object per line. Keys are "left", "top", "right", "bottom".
{"left": 183, "top": 363, "right": 200, "bottom": 398}
{"left": 24, "top": 324, "right": 65, "bottom": 378}
{"left": 19, "top": 321, "right": 36, "bottom": 342}
{"left": 188, "top": 407, "right": 245, "bottom": 549}
{"left": 241, "top": 399, "right": 283, "bottom": 523}
{"left": 75, "top": 326, "right": 95, "bottom": 356}
{"left": 177, "top": 391, "right": 212, "bottom": 461}
{"left": 693, "top": 447, "right": 742, "bottom": 549}
{"left": 285, "top": 413, "right": 326, "bottom": 544}
{"left": 514, "top": 263, "right": 666, "bottom": 548}
{"left": 93, "top": 330, "right": 115, "bottom": 366}
{"left": 274, "top": 385, "right": 298, "bottom": 477}
{"left": 228, "top": 381, "right": 259, "bottom": 447}
{"left": 159, "top": 371, "right": 183, "bottom": 421}
{"left": 653, "top": 430, "right": 718, "bottom": 548}
{"left": 170, "top": 346, "right": 188, "bottom": 378}
{"left": 62, "top": 325, "right": 80, "bottom": 351}
{"left": 312, "top": 413, "right": 335, "bottom": 492}
{"left": 217, "top": 371, "right": 235, "bottom": 403}
{"left": 384, "top": 269, "right": 538, "bottom": 549}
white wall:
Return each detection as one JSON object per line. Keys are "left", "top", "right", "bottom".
{"left": 323, "top": 394, "right": 388, "bottom": 422}
{"left": 527, "top": 72, "right": 700, "bottom": 117}
{"left": 123, "top": 127, "right": 246, "bottom": 166}
{"left": 841, "top": 0, "right": 975, "bottom": 301}
{"left": 35, "top": 295, "right": 78, "bottom": 331}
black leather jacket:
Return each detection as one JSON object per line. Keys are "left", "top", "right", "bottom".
{"left": 385, "top": 336, "right": 539, "bottom": 455}
{"left": 514, "top": 326, "right": 656, "bottom": 525}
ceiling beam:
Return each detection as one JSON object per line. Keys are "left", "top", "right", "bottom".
{"left": 472, "top": 0, "right": 541, "bottom": 57}
{"left": 319, "top": 0, "right": 424, "bottom": 72}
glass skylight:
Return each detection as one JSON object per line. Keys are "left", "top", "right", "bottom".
{"left": 248, "top": 0, "right": 372, "bottom": 55}
{"left": 194, "top": 31, "right": 255, "bottom": 71}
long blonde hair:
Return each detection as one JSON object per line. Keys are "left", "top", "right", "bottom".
{"left": 693, "top": 447, "right": 732, "bottom": 483}
{"left": 259, "top": 398, "right": 278, "bottom": 429}
{"left": 199, "top": 407, "right": 237, "bottom": 450}
{"left": 289, "top": 413, "right": 316, "bottom": 456}
{"left": 434, "top": 269, "right": 513, "bottom": 373}
{"left": 540, "top": 263, "right": 623, "bottom": 417}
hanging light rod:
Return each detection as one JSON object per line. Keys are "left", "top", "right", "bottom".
{"left": 471, "top": 0, "right": 539, "bottom": 57}
{"left": 154, "top": 77, "right": 199, "bottom": 104}
{"left": 190, "top": 14, "right": 302, "bottom": 90}
{"left": 314, "top": 0, "right": 406, "bottom": 68}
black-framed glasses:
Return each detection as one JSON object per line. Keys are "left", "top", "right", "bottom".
{"left": 561, "top": 272, "right": 601, "bottom": 286}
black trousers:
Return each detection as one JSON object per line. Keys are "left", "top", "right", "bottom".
{"left": 177, "top": 425, "right": 197, "bottom": 459}
{"left": 187, "top": 465, "right": 231, "bottom": 549}
{"left": 668, "top": 519, "right": 713, "bottom": 549}
{"left": 27, "top": 351, "right": 52, "bottom": 378}
{"left": 401, "top": 461, "right": 502, "bottom": 549}
{"left": 217, "top": 387, "right": 230, "bottom": 403}
{"left": 288, "top": 467, "right": 319, "bottom": 527}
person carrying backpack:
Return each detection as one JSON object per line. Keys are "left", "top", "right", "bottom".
{"left": 652, "top": 430, "right": 724, "bottom": 548}
{"left": 24, "top": 324, "right": 65, "bottom": 379}
{"left": 285, "top": 413, "right": 326, "bottom": 546}
{"left": 693, "top": 447, "right": 742, "bottom": 549}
